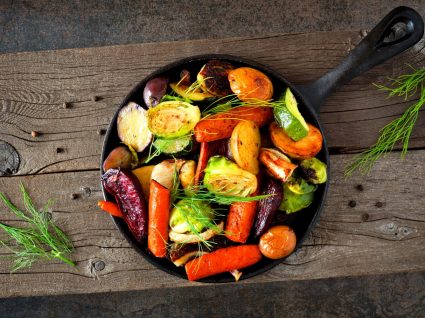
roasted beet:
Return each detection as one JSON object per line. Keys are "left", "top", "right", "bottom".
{"left": 101, "top": 169, "right": 148, "bottom": 242}
{"left": 254, "top": 178, "right": 283, "bottom": 237}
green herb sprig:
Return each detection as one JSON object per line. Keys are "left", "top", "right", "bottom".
{"left": 345, "top": 66, "right": 425, "bottom": 176}
{"left": 0, "top": 185, "right": 75, "bottom": 272}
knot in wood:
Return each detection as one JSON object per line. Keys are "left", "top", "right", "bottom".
{"left": 0, "top": 141, "right": 20, "bottom": 176}
{"left": 93, "top": 260, "right": 105, "bottom": 271}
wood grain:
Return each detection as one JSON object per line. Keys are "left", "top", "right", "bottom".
{"left": 0, "top": 150, "right": 423, "bottom": 298}
{"left": 0, "top": 31, "right": 424, "bottom": 175}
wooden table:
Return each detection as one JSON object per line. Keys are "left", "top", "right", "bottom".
{"left": 0, "top": 30, "right": 424, "bottom": 298}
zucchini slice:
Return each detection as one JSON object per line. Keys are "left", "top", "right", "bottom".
{"left": 273, "top": 88, "right": 309, "bottom": 141}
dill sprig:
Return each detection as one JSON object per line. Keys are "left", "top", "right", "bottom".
{"left": 0, "top": 185, "right": 75, "bottom": 272}
{"left": 345, "top": 66, "right": 425, "bottom": 176}
{"left": 173, "top": 184, "right": 272, "bottom": 205}
{"left": 201, "top": 95, "right": 282, "bottom": 118}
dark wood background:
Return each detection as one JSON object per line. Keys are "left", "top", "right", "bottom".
{"left": 0, "top": 1, "right": 424, "bottom": 317}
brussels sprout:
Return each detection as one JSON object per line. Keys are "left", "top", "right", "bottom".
{"left": 279, "top": 183, "right": 314, "bottom": 214}
{"left": 169, "top": 199, "right": 214, "bottom": 234}
{"left": 147, "top": 101, "right": 201, "bottom": 138}
{"left": 300, "top": 158, "right": 327, "bottom": 184}
{"left": 153, "top": 135, "right": 193, "bottom": 155}
{"left": 286, "top": 177, "right": 317, "bottom": 195}
{"left": 203, "top": 156, "right": 257, "bottom": 197}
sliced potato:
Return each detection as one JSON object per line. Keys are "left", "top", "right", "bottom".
{"left": 103, "top": 146, "right": 135, "bottom": 172}
{"left": 269, "top": 122, "right": 323, "bottom": 160}
{"left": 117, "top": 102, "right": 152, "bottom": 152}
{"left": 228, "top": 67, "right": 273, "bottom": 102}
{"left": 170, "top": 82, "right": 214, "bottom": 101}
{"left": 230, "top": 120, "right": 261, "bottom": 174}
{"left": 151, "top": 159, "right": 185, "bottom": 189}
{"left": 179, "top": 160, "right": 196, "bottom": 191}
{"left": 132, "top": 165, "right": 155, "bottom": 202}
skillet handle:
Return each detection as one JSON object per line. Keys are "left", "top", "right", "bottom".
{"left": 297, "top": 6, "right": 424, "bottom": 112}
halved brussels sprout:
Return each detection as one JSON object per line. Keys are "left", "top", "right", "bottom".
{"left": 287, "top": 177, "right": 317, "bottom": 195}
{"left": 203, "top": 156, "right": 257, "bottom": 197}
{"left": 279, "top": 183, "right": 314, "bottom": 214}
{"left": 300, "top": 157, "right": 327, "bottom": 184}
{"left": 147, "top": 101, "right": 201, "bottom": 138}
{"left": 169, "top": 199, "right": 214, "bottom": 234}
{"left": 153, "top": 135, "right": 193, "bottom": 155}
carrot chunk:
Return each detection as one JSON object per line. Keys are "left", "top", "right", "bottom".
{"left": 97, "top": 200, "right": 123, "bottom": 218}
{"left": 148, "top": 180, "right": 170, "bottom": 257}
{"left": 185, "top": 245, "right": 262, "bottom": 281}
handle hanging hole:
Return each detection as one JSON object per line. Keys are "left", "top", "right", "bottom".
{"left": 382, "top": 19, "right": 414, "bottom": 45}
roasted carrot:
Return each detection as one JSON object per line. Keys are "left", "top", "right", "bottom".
{"left": 225, "top": 173, "right": 262, "bottom": 243}
{"left": 225, "top": 201, "right": 258, "bottom": 243}
{"left": 194, "top": 106, "right": 273, "bottom": 142}
{"left": 148, "top": 180, "right": 170, "bottom": 257}
{"left": 97, "top": 200, "right": 123, "bottom": 218}
{"left": 185, "top": 245, "right": 262, "bottom": 281}
{"left": 194, "top": 142, "right": 211, "bottom": 185}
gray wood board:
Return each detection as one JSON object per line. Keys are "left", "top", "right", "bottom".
{"left": 0, "top": 150, "right": 423, "bottom": 298}
{"left": 0, "top": 31, "right": 424, "bottom": 175}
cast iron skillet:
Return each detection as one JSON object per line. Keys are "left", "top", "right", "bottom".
{"left": 101, "top": 7, "right": 423, "bottom": 282}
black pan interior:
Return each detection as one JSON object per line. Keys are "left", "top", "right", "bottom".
{"left": 101, "top": 54, "right": 330, "bottom": 283}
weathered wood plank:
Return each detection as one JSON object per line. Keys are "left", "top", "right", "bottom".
{"left": 0, "top": 31, "right": 424, "bottom": 175}
{"left": 0, "top": 150, "right": 423, "bottom": 298}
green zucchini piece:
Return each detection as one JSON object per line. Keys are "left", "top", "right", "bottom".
{"left": 147, "top": 101, "right": 201, "bottom": 138}
{"left": 273, "top": 88, "right": 309, "bottom": 141}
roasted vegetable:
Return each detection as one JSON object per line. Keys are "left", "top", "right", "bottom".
{"left": 179, "top": 160, "right": 196, "bottom": 192}
{"left": 168, "top": 235, "right": 230, "bottom": 266}
{"left": 273, "top": 88, "right": 309, "bottom": 141}
{"left": 259, "top": 225, "right": 296, "bottom": 259}
{"left": 197, "top": 60, "right": 234, "bottom": 96}
{"left": 169, "top": 221, "right": 224, "bottom": 244}
{"left": 117, "top": 102, "right": 152, "bottom": 152}
{"left": 269, "top": 121, "right": 322, "bottom": 160}
{"left": 230, "top": 120, "right": 261, "bottom": 174}
{"left": 170, "top": 82, "right": 214, "bottom": 101}
{"left": 147, "top": 101, "right": 201, "bottom": 138}
{"left": 153, "top": 135, "right": 193, "bottom": 155}
{"left": 169, "top": 244, "right": 209, "bottom": 267}
{"left": 203, "top": 156, "right": 257, "bottom": 197}
{"left": 194, "top": 142, "right": 212, "bottom": 186}
{"left": 151, "top": 159, "right": 185, "bottom": 190}
{"left": 300, "top": 157, "right": 328, "bottom": 184}
{"left": 254, "top": 178, "right": 283, "bottom": 237}
{"left": 279, "top": 183, "right": 314, "bottom": 214}
{"left": 132, "top": 165, "right": 154, "bottom": 202}
{"left": 101, "top": 169, "right": 148, "bottom": 242}
{"left": 225, "top": 199, "right": 258, "bottom": 243}
{"left": 259, "top": 148, "right": 297, "bottom": 182}
{"left": 287, "top": 177, "right": 317, "bottom": 194}
{"left": 148, "top": 180, "right": 171, "bottom": 257}
{"left": 103, "top": 146, "right": 137, "bottom": 172}
{"left": 185, "top": 245, "right": 262, "bottom": 281}
{"left": 169, "top": 199, "right": 214, "bottom": 234}
{"left": 143, "top": 77, "right": 169, "bottom": 108}
{"left": 228, "top": 67, "right": 273, "bottom": 101}
{"left": 97, "top": 200, "right": 123, "bottom": 218}
{"left": 194, "top": 106, "right": 273, "bottom": 142}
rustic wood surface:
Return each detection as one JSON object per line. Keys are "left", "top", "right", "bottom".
{"left": 0, "top": 30, "right": 424, "bottom": 298}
